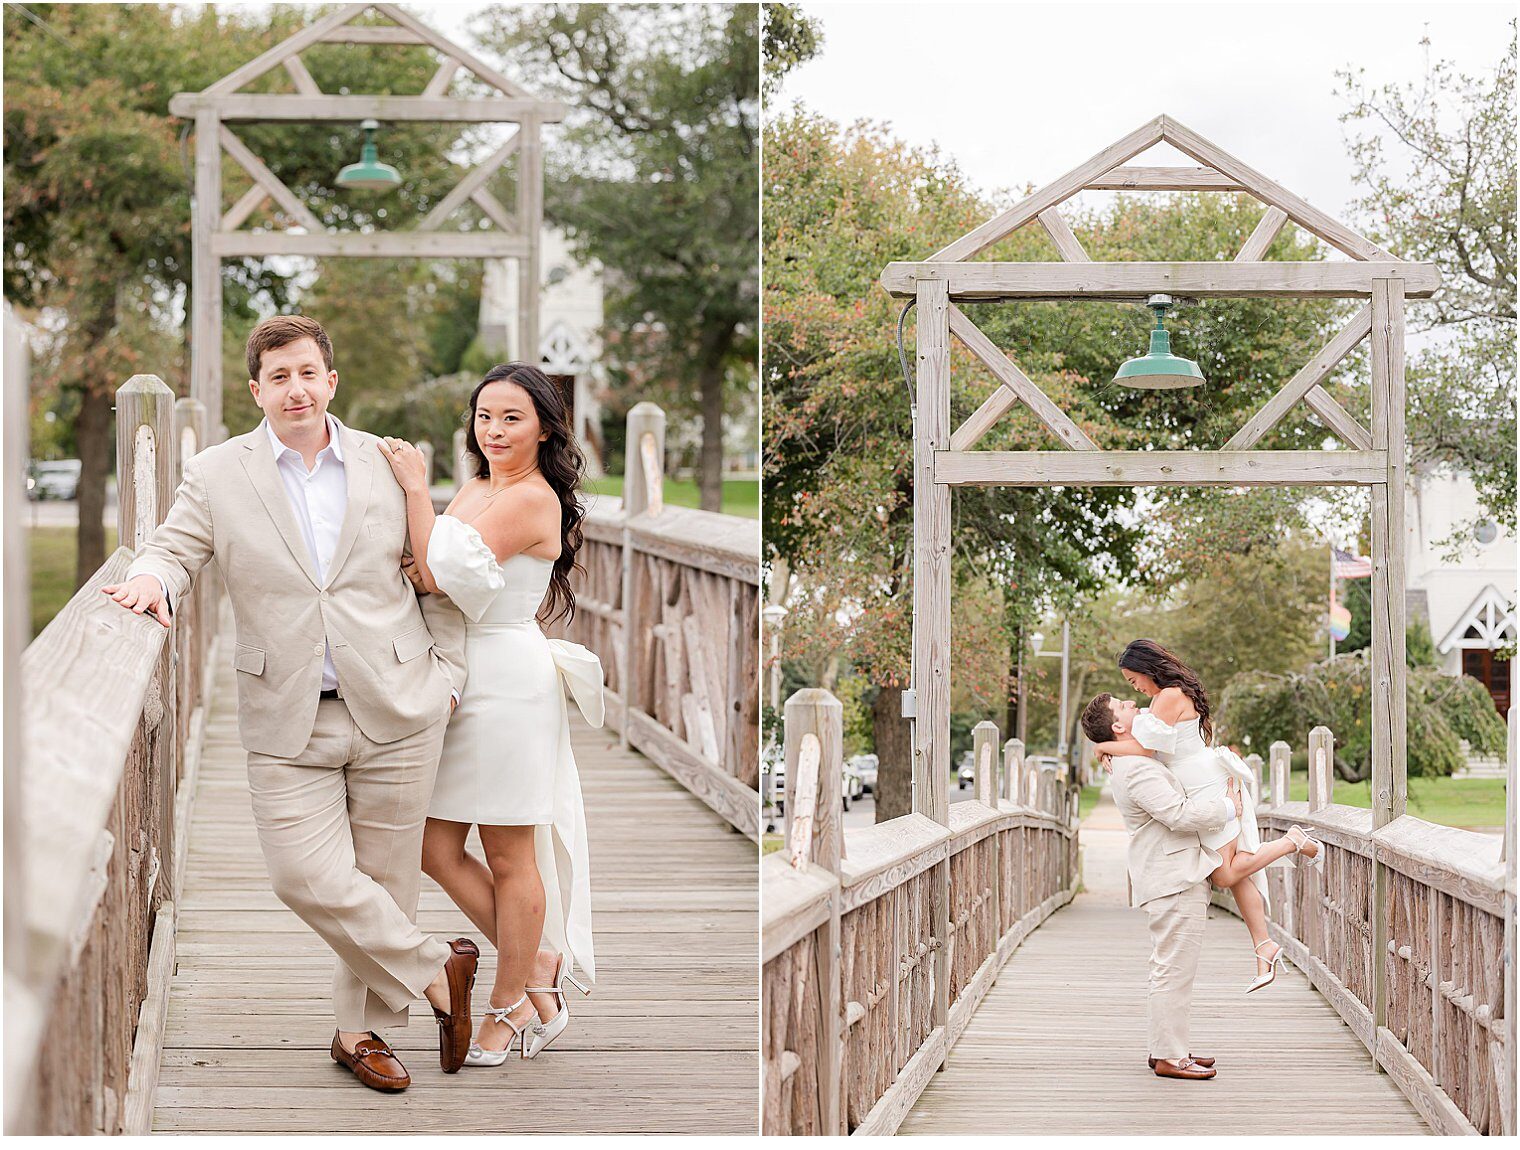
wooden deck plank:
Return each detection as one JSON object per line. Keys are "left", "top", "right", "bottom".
{"left": 153, "top": 637, "right": 757, "bottom": 1134}
{"left": 898, "top": 792, "right": 1428, "bottom": 1136}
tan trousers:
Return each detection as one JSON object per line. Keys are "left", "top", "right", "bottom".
{"left": 247, "top": 698, "right": 453, "bottom": 1031}
{"left": 1143, "top": 881, "right": 1208, "bottom": 1061}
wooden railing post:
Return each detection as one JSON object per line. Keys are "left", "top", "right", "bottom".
{"left": 172, "top": 398, "right": 207, "bottom": 771}
{"left": 1245, "top": 752, "right": 1264, "bottom": 807}
{"left": 1505, "top": 664, "right": 1516, "bottom": 1135}
{"left": 1001, "top": 738, "right": 1024, "bottom": 803}
{"left": 417, "top": 439, "right": 434, "bottom": 489}
{"left": 116, "top": 376, "right": 178, "bottom": 914}
{"left": 1308, "top": 726, "right": 1335, "bottom": 813}
{"left": 452, "top": 427, "right": 472, "bottom": 490}
{"left": 972, "top": 721, "right": 998, "bottom": 808}
{"left": 1269, "top": 741, "right": 1291, "bottom": 807}
{"left": 617, "top": 403, "right": 664, "bottom": 750}
{"left": 782, "top": 689, "right": 843, "bottom": 1134}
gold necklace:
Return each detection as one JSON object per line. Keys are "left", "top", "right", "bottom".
{"left": 480, "top": 466, "right": 539, "bottom": 499}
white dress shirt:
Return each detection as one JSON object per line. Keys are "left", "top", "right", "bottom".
{"left": 265, "top": 414, "right": 348, "bottom": 692}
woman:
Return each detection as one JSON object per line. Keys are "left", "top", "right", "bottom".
{"left": 378, "top": 362, "right": 599, "bottom": 1063}
{"left": 1092, "top": 639, "right": 1320, "bottom": 993}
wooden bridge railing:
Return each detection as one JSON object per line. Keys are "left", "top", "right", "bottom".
{"left": 761, "top": 696, "right": 1079, "bottom": 1136}
{"left": 1219, "top": 724, "right": 1516, "bottom": 1136}
{"left": 559, "top": 402, "right": 760, "bottom": 839}
{"left": 5, "top": 372, "right": 221, "bottom": 1136}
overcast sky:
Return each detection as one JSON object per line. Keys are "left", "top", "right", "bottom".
{"left": 774, "top": 2, "right": 1512, "bottom": 224}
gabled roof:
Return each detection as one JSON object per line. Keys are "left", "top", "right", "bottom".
{"left": 930, "top": 114, "right": 1397, "bottom": 264}
{"left": 201, "top": 3, "right": 531, "bottom": 100}
{"left": 1438, "top": 584, "right": 1518, "bottom": 652}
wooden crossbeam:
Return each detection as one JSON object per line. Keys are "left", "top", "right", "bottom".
{"left": 418, "top": 133, "right": 521, "bottom": 232}
{"left": 1159, "top": 116, "right": 1395, "bottom": 261}
{"left": 318, "top": 24, "right": 427, "bottom": 44}
{"left": 211, "top": 231, "right": 530, "bottom": 258}
{"left": 218, "top": 127, "right": 323, "bottom": 233}
{"left": 1087, "top": 166, "right": 1244, "bottom": 191}
{"left": 1037, "top": 209, "right": 1090, "bottom": 263}
{"left": 373, "top": 3, "right": 531, "bottom": 98}
{"left": 934, "top": 450, "right": 1387, "bottom": 487}
{"left": 1305, "top": 386, "right": 1373, "bottom": 450}
{"left": 930, "top": 117, "right": 1164, "bottom": 262}
{"left": 881, "top": 261, "right": 1441, "bottom": 300}
{"left": 1225, "top": 305, "right": 1373, "bottom": 450}
{"left": 471, "top": 189, "right": 518, "bottom": 233}
{"left": 220, "top": 185, "right": 270, "bottom": 232}
{"left": 282, "top": 55, "right": 321, "bottom": 97}
{"left": 1236, "top": 206, "right": 1289, "bottom": 262}
{"left": 422, "top": 59, "right": 460, "bottom": 99}
{"left": 171, "top": 93, "right": 567, "bottom": 123}
{"left": 204, "top": 4, "right": 367, "bottom": 95}
{"left": 946, "top": 305, "right": 1098, "bottom": 452}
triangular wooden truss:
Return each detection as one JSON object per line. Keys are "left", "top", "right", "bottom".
{"left": 884, "top": 114, "right": 1439, "bottom": 460}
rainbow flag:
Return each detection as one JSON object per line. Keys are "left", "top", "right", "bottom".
{"left": 1329, "top": 600, "right": 1352, "bottom": 641}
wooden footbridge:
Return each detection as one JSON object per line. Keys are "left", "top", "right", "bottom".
{"left": 5, "top": 376, "right": 760, "bottom": 1135}
{"left": 762, "top": 698, "right": 1515, "bottom": 1136}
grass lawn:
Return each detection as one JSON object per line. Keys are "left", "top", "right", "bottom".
{"left": 1078, "top": 785, "right": 1104, "bottom": 821}
{"left": 761, "top": 833, "right": 784, "bottom": 856}
{"left": 582, "top": 474, "right": 758, "bottom": 519}
{"left": 1285, "top": 770, "right": 1506, "bottom": 830}
{"left": 29, "top": 526, "right": 118, "bottom": 638}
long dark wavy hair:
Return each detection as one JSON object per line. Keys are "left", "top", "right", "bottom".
{"left": 463, "top": 363, "right": 585, "bottom": 626}
{"left": 1118, "top": 639, "right": 1213, "bottom": 742}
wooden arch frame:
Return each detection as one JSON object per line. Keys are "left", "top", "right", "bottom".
{"left": 880, "top": 113, "right": 1440, "bottom": 1047}
{"left": 170, "top": 3, "right": 567, "bottom": 433}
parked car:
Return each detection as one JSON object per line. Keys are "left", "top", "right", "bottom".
{"left": 846, "top": 753, "right": 878, "bottom": 794}
{"left": 28, "top": 459, "right": 81, "bottom": 500}
{"left": 763, "top": 754, "right": 866, "bottom": 813}
{"left": 957, "top": 749, "right": 975, "bottom": 789}
{"left": 841, "top": 760, "right": 866, "bottom": 809}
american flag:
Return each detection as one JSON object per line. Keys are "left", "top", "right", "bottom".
{"left": 1332, "top": 547, "right": 1373, "bottom": 579}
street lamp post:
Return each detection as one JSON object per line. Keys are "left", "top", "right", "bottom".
{"left": 1031, "top": 621, "right": 1072, "bottom": 766}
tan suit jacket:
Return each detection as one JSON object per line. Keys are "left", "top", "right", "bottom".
{"left": 127, "top": 421, "right": 467, "bottom": 758}
{"left": 1108, "top": 754, "right": 1235, "bottom": 908}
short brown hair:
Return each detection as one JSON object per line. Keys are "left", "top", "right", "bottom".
{"left": 246, "top": 315, "right": 333, "bottom": 379}
{"left": 1080, "top": 693, "right": 1118, "bottom": 745}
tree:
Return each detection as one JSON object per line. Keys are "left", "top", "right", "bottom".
{"left": 1220, "top": 650, "right": 1507, "bottom": 779}
{"left": 761, "top": 3, "right": 823, "bottom": 98}
{"left": 1339, "top": 25, "right": 1517, "bottom": 535}
{"left": 474, "top": 4, "right": 759, "bottom": 511}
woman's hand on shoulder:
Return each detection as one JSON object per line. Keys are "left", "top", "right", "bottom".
{"left": 377, "top": 437, "right": 429, "bottom": 495}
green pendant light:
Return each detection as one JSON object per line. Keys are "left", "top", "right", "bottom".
{"left": 1112, "top": 294, "right": 1205, "bottom": 389}
{"left": 336, "top": 120, "right": 401, "bottom": 192}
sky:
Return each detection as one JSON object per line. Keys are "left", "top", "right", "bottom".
{"left": 774, "top": 2, "right": 1512, "bottom": 225}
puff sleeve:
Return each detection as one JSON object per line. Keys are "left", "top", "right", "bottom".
{"left": 1131, "top": 710, "right": 1180, "bottom": 755}
{"left": 426, "top": 516, "right": 505, "bottom": 622}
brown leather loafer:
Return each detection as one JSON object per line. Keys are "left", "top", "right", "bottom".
{"left": 433, "top": 936, "right": 479, "bottom": 1073}
{"left": 1153, "top": 1057, "right": 1216, "bottom": 1080}
{"left": 330, "top": 1031, "right": 409, "bottom": 1092}
{"left": 1149, "top": 1054, "right": 1215, "bottom": 1069}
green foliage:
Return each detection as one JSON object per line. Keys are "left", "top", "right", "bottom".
{"left": 1219, "top": 651, "right": 1507, "bottom": 780}
{"left": 761, "top": 3, "right": 823, "bottom": 97}
{"left": 1339, "top": 26, "right": 1517, "bottom": 534}
{"left": 475, "top": 4, "right": 758, "bottom": 510}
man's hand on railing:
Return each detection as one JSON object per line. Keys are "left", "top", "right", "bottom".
{"left": 100, "top": 574, "right": 171, "bottom": 628}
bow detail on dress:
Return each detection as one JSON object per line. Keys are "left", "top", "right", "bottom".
{"left": 545, "top": 639, "right": 605, "bottom": 728}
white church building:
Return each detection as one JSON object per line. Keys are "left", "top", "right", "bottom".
{"left": 1405, "top": 467, "right": 1516, "bottom": 717}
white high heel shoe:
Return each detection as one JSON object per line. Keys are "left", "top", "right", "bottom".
{"left": 1246, "top": 939, "right": 1283, "bottom": 994}
{"left": 525, "top": 953, "right": 590, "bottom": 1058}
{"left": 1287, "top": 824, "right": 1323, "bottom": 867}
{"left": 463, "top": 993, "right": 545, "bottom": 1067}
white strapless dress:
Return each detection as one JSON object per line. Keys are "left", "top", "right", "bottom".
{"left": 1132, "top": 710, "right": 1269, "bottom": 908}
{"left": 426, "top": 514, "right": 602, "bottom": 985}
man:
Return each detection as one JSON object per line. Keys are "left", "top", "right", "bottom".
{"left": 1080, "top": 691, "right": 1242, "bottom": 1082}
{"left": 102, "top": 315, "right": 476, "bottom": 1092}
